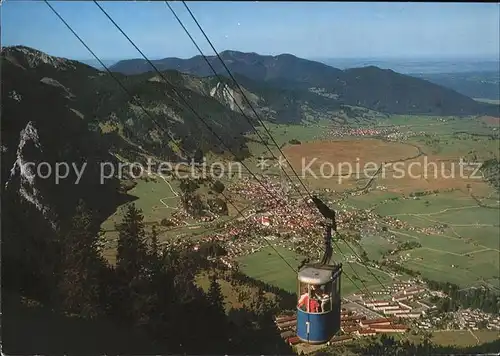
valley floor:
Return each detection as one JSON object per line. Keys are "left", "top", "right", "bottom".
{"left": 98, "top": 113, "right": 499, "bottom": 348}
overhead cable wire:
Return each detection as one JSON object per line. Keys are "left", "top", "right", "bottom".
{"left": 170, "top": 2, "right": 425, "bottom": 336}
{"left": 164, "top": 0, "right": 309, "bottom": 206}
{"left": 178, "top": 10, "right": 436, "bottom": 342}
{"left": 44, "top": 0, "right": 298, "bottom": 274}
{"left": 175, "top": 0, "right": 397, "bottom": 298}
{"left": 162, "top": 2, "right": 383, "bottom": 296}
{"left": 48, "top": 0, "right": 389, "bottom": 300}
{"left": 179, "top": 0, "right": 316, "bottom": 204}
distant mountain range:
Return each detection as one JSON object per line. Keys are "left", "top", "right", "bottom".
{"left": 80, "top": 56, "right": 500, "bottom": 101}
{"left": 409, "top": 71, "right": 499, "bottom": 101}
{"left": 110, "top": 50, "right": 498, "bottom": 116}
{"left": 314, "top": 58, "right": 500, "bottom": 101}
{"left": 314, "top": 58, "right": 500, "bottom": 74}
{"left": 84, "top": 57, "right": 500, "bottom": 75}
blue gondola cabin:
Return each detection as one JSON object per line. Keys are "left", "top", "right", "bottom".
{"left": 296, "top": 263, "right": 342, "bottom": 344}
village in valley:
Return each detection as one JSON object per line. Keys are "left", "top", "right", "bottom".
{"left": 97, "top": 114, "right": 500, "bottom": 351}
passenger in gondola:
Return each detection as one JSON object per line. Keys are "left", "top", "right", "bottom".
{"left": 318, "top": 285, "right": 331, "bottom": 312}
{"left": 309, "top": 285, "right": 321, "bottom": 313}
{"left": 298, "top": 285, "right": 320, "bottom": 313}
{"left": 297, "top": 285, "right": 309, "bottom": 311}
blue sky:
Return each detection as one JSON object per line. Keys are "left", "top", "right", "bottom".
{"left": 3, "top": 1, "right": 499, "bottom": 60}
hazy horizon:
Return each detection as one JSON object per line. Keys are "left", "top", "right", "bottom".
{"left": 73, "top": 55, "right": 499, "bottom": 75}
{"left": 4, "top": 2, "right": 499, "bottom": 60}
{"left": 72, "top": 54, "right": 499, "bottom": 62}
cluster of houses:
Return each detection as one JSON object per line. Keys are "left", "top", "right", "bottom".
{"left": 358, "top": 283, "right": 500, "bottom": 333}
{"left": 456, "top": 309, "right": 500, "bottom": 331}
{"left": 359, "top": 284, "right": 431, "bottom": 320}
{"left": 340, "top": 311, "right": 408, "bottom": 336}
{"left": 386, "top": 130, "right": 426, "bottom": 142}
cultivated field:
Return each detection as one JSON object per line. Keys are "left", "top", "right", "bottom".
{"left": 283, "top": 139, "right": 418, "bottom": 167}
{"left": 280, "top": 141, "right": 493, "bottom": 195}
{"left": 431, "top": 330, "right": 500, "bottom": 347}
{"left": 237, "top": 246, "right": 302, "bottom": 293}
{"left": 251, "top": 115, "right": 498, "bottom": 195}
{"left": 391, "top": 329, "right": 499, "bottom": 347}
{"left": 361, "top": 188, "right": 499, "bottom": 288}
{"left": 99, "top": 175, "right": 225, "bottom": 262}
{"left": 480, "top": 116, "right": 500, "bottom": 126}
{"left": 344, "top": 191, "right": 401, "bottom": 210}
{"left": 237, "top": 245, "right": 394, "bottom": 296}
{"left": 101, "top": 177, "right": 181, "bottom": 229}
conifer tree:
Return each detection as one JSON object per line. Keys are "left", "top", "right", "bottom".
{"left": 250, "top": 288, "right": 269, "bottom": 318}
{"left": 194, "top": 148, "right": 204, "bottom": 164}
{"left": 208, "top": 276, "right": 225, "bottom": 312}
{"left": 116, "top": 204, "right": 147, "bottom": 280}
{"left": 147, "top": 224, "right": 164, "bottom": 282}
{"left": 204, "top": 275, "right": 228, "bottom": 352}
{"left": 114, "top": 204, "right": 150, "bottom": 324}
{"left": 57, "top": 199, "right": 103, "bottom": 318}
{"left": 150, "top": 225, "right": 159, "bottom": 260}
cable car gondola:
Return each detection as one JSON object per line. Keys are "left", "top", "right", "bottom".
{"left": 296, "top": 197, "right": 342, "bottom": 344}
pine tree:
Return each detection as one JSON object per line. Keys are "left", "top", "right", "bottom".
{"left": 194, "top": 148, "right": 204, "bottom": 164}
{"left": 147, "top": 224, "right": 164, "bottom": 282}
{"left": 116, "top": 204, "right": 148, "bottom": 280}
{"left": 208, "top": 276, "right": 225, "bottom": 312}
{"left": 205, "top": 276, "right": 229, "bottom": 352}
{"left": 151, "top": 225, "right": 159, "bottom": 255}
{"left": 4, "top": 191, "right": 61, "bottom": 304}
{"left": 57, "top": 199, "right": 104, "bottom": 318}
{"left": 114, "top": 203, "right": 150, "bottom": 324}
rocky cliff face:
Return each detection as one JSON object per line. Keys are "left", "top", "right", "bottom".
{"left": 1, "top": 47, "right": 124, "bottom": 229}
{"left": 5, "top": 121, "right": 56, "bottom": 227}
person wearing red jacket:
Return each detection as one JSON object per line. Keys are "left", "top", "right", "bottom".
{"left": 298, "top": 285, "right": 320, "bottom": 313}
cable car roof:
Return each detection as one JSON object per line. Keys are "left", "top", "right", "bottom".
{"left": 298, "top": 266, "right": 335, "bottom": 284}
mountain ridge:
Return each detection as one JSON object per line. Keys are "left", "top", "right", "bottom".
{"left": 2, "top": 46, "right": 256, "bottom": 163}
{"left": 409, "top": 71, "right": 500, "bottom": 101}
{"left": 110, "top": 49, "right": 498, "bottom": 117}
